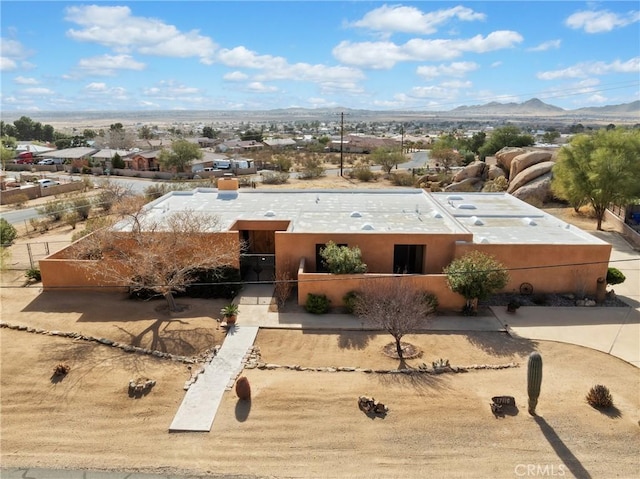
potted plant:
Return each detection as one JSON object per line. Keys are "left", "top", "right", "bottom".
{"left": 506, "top": 300, "right": 520, "bottom": 313}
{"left": 221, "top": 303, "right": 239, "bottom": 324}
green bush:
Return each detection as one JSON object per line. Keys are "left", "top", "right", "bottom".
{"left": 350, "top": 164, "right": 375, "bottom": 182}
{"left": 343, "top": 290, "right": 361, "bottom": 314}
{"left": 305, "top": 293, "right": 330, "bottom": 314}
{"left": 320, "top": 241, "right": 367, "bottom": 274}
{"left": 0, "top": 218, "right": 17, "bottom": 246}
{"left": 423, "top": 292, "right": 439, "bottom": 314}
{"left": 606, "top": 267, "right": 626, "bottom": 286}
{"left": 37, "top": 200, "right": 67, "bottom": 222}
{"left": 25, "top": 268, "right": 41, "bottom": 282}
{"left": 261, "top": 172, "right": 290, "bottom": 185}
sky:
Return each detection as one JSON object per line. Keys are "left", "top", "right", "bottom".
{"left": 1, "top": 1, "right": 639, "bottom": 112}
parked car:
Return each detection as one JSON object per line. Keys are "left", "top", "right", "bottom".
{"left": 37, "top": 179, "right": 60, "bottom": 188}
{"left": 37, "top": 159, "right": 55, "bottom": 165}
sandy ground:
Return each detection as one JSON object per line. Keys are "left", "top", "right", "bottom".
{"left": 2, "top": 177, "right": 637, "bottom": 478}
{"left": 1, "top": 284, "right": 639, "bottom": 478}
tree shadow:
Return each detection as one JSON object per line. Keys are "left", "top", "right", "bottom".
{"left": 50, "top": 373, "right": 67, "bottom": 384}
{"left": 235, "top": 399, "right": 251, "bottom": 422}
{"left": 337, "top": 330, "right": 375, "bottom": 350}
{"left": 376, "top": 366, "right": 448, "bottom": 394}
{"left": 465, "top": 331, "right": 538, "bottom": 358}
{"left": 534, "top": 416, "right": 592, "bottom": 479}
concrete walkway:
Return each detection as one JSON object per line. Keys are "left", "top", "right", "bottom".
{"left": 169, "top": 324, "right": 258, "bottom": 432}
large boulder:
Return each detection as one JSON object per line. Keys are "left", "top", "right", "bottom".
{"left": 507, "top": 161, "right": 555, "bottom": 193}
{"left": 452, "top": 161, "right": 486, "bottom": 182}
{"left": 511, "top": 172, "right": 553, "bottom": 204}
{"left": 495, "top": 147, "right": 526, "bottom": 172}
{"left": 509, "top": 151, "right": 553, "bottom": 179}
{"left": 444, "top": 177, "right": 483, "bottom": 192}
{"left": 487, "top": 164, "right": 506, "bottom": 180}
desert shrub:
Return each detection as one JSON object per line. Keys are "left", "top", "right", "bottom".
{"left": 343, "top": 290, "right": 361, "bottom": 314}
{"left": 261, "top": 172, "right": 290, "bottom": 185}
{"left": 25, "top": 268, "right": 41, "bottom": 282}
{"left": 350, "top": 164, "right": 375, "bottom": 182}
{"left": 63, "top": 211, "right": 80, "bottom": 229}
{"left": 297, "top": 157, "right": 325, "bottom": 179}
{"left": 183, "top": 267, "right": 241, "bottom": 299}
{"left": 143, "top": 183, "right": 173, "bottom": 201}
{"left": 586, "top": 384, "right": 613, "bottom": 408}
{"left": 320, "top": 241, "right": 367, "bottom": 274}
{"left": 71, "top": 216, "right": 114, "bottom": 242}
{"left": 482, "top": 176, "right": 508, "bottom": 192}
{"left": 235, "top": 376, "right": 251, "bottom": 400}
{"left": 70, "top": 196, "right": 92, "bottom": 220}
{"left": 0, "top": 247, "right": 11, "bottom": 271}
{"left": 52, "top": 363, "right": 70, "bottom": 376}
{"left": 274, "top": 268, "right": 294, "bottom": 309}
{"left": 389, "top": 172, "right": 415, "bottom": 187}
{"left": 305, "top": 293, "right": 330, "bottom": 314}
{"left": 606, "top": 267, "right": 626, "bottom": 286}
{"left": 0, "top": 218, "right": 17, "bottom": 246}
{"left": 273, "top": 155, "right": 293, "bottom": 172}
{"left": 37, "top": 200, "right": 67, "bottom": 222}
{"left": 532, "top": 293, "right": 548, "bottom": 305}
{"left": 81, "top": 166, "right": 92, "bottom": 175}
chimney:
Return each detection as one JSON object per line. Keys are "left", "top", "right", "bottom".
{"left": 217, "top": 176, "right": 239, "bottom": 191}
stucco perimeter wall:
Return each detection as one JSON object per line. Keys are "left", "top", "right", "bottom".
{"left": 297, "top": 268, "right": 466, "bottom": 311}
{"left": 454, "top": 242, "right": 612, "bottom": 296}
{"left": 275, "top": 231, "right": 472, "bottom": 277}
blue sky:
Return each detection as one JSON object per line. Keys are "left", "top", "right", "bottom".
{"left": 1, "top": 1, "right": 639, "bottom": 112}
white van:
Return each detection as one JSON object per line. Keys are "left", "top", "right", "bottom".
{"left": 213, "top": 160, "right": 231, "bottom": 169}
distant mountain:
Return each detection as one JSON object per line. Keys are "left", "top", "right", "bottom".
{"left": 445, "top": 98, "right": 639, "bottom": 118}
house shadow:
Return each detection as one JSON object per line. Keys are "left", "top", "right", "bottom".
{"left": 465, "top": 331, "right": 538, "bottom": 358}
{"left": 534, "top": 416, "right": 592, "bottom": 479}
{"left": 337, "top": 330, "right": 376, "bottom": 350}
{"left": 235, "top": 399, "right": 251, "bottom": 422}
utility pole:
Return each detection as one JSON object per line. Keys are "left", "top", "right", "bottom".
{"left": 339, "top": 112, "right": 345, "bottom": 177}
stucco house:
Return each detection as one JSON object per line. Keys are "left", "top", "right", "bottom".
{"left": 40, "top": 178, "right": 611, "bottom": 310}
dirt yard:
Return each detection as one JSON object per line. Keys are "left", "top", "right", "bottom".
{"left": 1, "top": 283, "right": 639, "bottom": 478}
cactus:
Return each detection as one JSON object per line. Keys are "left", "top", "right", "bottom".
{"left": 527, "top": 352, "right": 543, "bottom": 415}
{"left": 235, "top": 376, "right": 251, "bottom": 401}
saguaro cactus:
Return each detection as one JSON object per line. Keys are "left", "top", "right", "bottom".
{"left": 527, "top": 352, "right": 543, "bottom": 415}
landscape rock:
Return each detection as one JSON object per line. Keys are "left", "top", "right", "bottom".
{"left": 444, "top": 177, "right": 482, "bottom": 192}
{"left": 453, "top": 161, "right": 486, "bottom": 182}
{"left": 507, "top": 161, "right": 555, "bottom": 193}
{"left": 509, "top": 151, "right": 553, "bottom": 179}
{"left": 487, "top": 164, "right": 506, "bottom": 180}
{"left": 495, "top": 147, "right": 526, "bottom": 172}
{"left": 511, "top": 172, "right": 553, "bottom": 204}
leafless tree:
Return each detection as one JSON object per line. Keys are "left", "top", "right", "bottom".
{"left": 72, "top": 204, "right": 240, "bottom": 312}
{"left": 352, "top": 278, "right": 437, "bottom": 359}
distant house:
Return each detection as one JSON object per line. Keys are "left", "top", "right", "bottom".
{"left": 125, "top": 150, "right": 161, "bottom": 171}
{"left": 263, "top": 138, "right": 297, "bottom": 149}
{"left": 37, "top": 147, "right": 99, "bottom": 167}
{"left": 217, "top": 140, "right": 264, "bottom": 153}
{"left": 329, "top": 135, "right": 399, "bottom": 154}
{"left": 91, "top": 149, "right": 132, "bottom": 168}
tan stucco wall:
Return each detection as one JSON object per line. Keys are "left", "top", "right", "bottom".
{"left": 297, "top": 270, "right": 465, "bottom": 311}
{"left": 454, "top": 242, "right": 611, "bottom": 296}
{"left": 275, "top": 232, "right": 473, "bottom": 278}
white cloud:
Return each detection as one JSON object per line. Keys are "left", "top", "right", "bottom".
{"left": 224, "top": 71, "right": 249, "bottom": 81}
{"left": 333, "top": 31, "right": 522, "bottom": 69}
{"left": 441, "top": 80, "right": 472, "bottom": 89}
{"left": 538, "top": 57, "right": 640, "bottom": 80}
{"left": 0, "top": 37, "right": 33, "bottom": 71}
{"left": 77, "top": 54, "right": 146, "bottom": 76}
{"left": 84, "top": 82, "right": 108, "bottom": 92}
{"left": 142, "top": 80, "right": 203, "bottom": 102}
{"left": 350, "top": 4, "right": 485, "bottom": 35}
{"left": 20, "top": 87, "right": 54, "bottom": 96}
{"left": 247, "top": 82, "right": 278, "bottom": 93}
{"left": 565, "top": 9, "right": 640, "bottom": 33}
{"left": 14, "top": 76, "right": 38, "bottom": 85}
{"left": 416, "top": 62, "right": 478, "bottom": 79}
{"left": 528, "top": 40, "right": 561, "bottom": 52}
{"left": 64, "top": 5, "right": 217, "bottom": 64}
{"left": 1, "top": 57, "right": 17, "bottom": 71}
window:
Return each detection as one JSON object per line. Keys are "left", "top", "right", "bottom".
{"left": 393, "top": 245, "right": 424, "bottom": 274}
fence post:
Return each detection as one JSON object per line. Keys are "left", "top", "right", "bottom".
{"left": 27, "top": 243, "right": 34, "bottom": 269}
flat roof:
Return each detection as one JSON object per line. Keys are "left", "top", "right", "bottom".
{"left": 430, "top": 192, "right": 606, "bottom": 245}
{"left": 128, "top": 188, "right": 607, "bottom": 245}
{"left": 134, "top": 188, "right": 465, "bottom": 235}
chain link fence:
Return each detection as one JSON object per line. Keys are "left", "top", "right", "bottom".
{"left": 2, "top": 240, "right": 71, "bottom": 270}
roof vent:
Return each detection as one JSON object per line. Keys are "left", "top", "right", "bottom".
{"left": 432, "top": 211, "right": 443, "bottom": 218}
{"left": 361, "top": 223, "right": 374, "bottom": 230}
{"left": 264, "top": 210, "right": 276, "bottom": 217}
{"left": 447, "top": 195, "right": 463, "bottom": 201}
{"left": 522, "top": 217, "right": 537, "bottom": 226}
{"left": 479, "top": 237, "right": 490, "bottom": 244}
{"left": 470, "top": 216, "right": 484, "bottom": 226}
{"left": 350, "top": 211, "right": 362, "bottom": 218}
{"left": 458, "top": 204, "right": 476, "bottom": 210}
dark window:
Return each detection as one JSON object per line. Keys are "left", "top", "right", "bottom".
{"left": 315, "top": 243, "right": 347, "bottom": 273}
{"left": 393, "top": 245, "right": 424, "bottom": 274}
